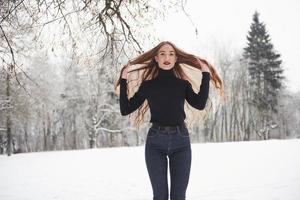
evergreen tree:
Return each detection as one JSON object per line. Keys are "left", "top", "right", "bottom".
{"left": 243, "top": 11, "right": 284, "bottom": 115}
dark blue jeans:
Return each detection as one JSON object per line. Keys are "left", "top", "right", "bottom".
{"left": 145, "top": 125, "right": 192, "bottom": 200}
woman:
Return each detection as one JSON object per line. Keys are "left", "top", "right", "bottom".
{"left": 115, "top": 41, "right": 223, "bottom": 200}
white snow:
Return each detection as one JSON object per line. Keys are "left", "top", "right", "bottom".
{"left": 0, "top": 139, "right": 300, "bottom": 200}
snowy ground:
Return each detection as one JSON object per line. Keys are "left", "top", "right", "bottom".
{"left": 0, "top": 139, "right": 300, "bottom": 200}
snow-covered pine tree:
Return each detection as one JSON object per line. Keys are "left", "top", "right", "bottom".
{"left": 243, "top": 11, "right": 285, "bottom": 139}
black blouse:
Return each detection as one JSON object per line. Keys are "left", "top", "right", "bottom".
{"left": 119, "top": 67, "right": 210, "bottom": 126}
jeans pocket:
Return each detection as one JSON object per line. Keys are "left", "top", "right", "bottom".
{"left": 178, "top": 127, "right": 190, "bottom": 138}
{"left": 147, "top": 127, "right": 159, "bottom": 138}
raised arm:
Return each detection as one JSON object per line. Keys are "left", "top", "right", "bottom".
{"left": 185, "top": 72, "right": 210, "bottom": 110}
{"left": 119, "top": 78, "right": 146, "bottom": 116}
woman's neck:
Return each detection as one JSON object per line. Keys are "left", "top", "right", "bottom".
{"left": 157, "top": 67, "right": 175, "bottom": 78}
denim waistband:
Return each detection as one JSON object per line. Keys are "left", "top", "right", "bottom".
{"left": 151, "top": 122, "right": 186, "bottom": 132}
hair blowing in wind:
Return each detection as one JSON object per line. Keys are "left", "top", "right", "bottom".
{"left": 115, "top": 41, "right": 224, "bottom": 129}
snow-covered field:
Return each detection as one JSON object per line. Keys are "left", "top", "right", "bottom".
{"left": 0, "top": 139, "right": 300, "bottom": 200}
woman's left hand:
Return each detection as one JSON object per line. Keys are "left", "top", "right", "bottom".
{"left": 197, "top": 58, "right": 210, "bottom": 73}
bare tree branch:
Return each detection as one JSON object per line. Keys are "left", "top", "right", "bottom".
{"left": 0, "top": 0, "right": 25, "bottom": 24}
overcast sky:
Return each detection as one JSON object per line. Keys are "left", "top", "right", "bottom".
{"left": 154, "top": 0, "right": 300, "bottom": 92}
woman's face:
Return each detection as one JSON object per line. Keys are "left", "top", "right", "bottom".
{"left": 155, "top": 44, "right": 177, "bottom": 70}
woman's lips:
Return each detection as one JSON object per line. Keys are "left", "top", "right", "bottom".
{"left": 163, "top": 61, "right": 170, "bottom": 65}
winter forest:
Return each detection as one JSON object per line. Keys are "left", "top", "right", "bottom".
{"left": 1, "top": 0, "right": 300, "bottom": 156}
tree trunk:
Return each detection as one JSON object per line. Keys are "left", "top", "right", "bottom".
{"left": 72, "top": 112, "right": 77, "bottom": 149}
{"left": 24, "top": 121, "right": 30, "bottom": 152}
{"left": 42, "top": 109, "right": 47, "bottom": 151}
{"left": 6, "top": 65, "right": 12, "bottom": 156}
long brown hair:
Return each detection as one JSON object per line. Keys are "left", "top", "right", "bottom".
{"left": 114, "top": 41, "right": 224, "bottom": 130}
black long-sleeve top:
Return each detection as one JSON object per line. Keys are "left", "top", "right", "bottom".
{"left": 119, "top": 67, "right": 210, "bottom": 126}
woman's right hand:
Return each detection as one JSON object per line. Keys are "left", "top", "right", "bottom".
{"left": 121, "top": 62, "right": 130, "bottom": 79}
